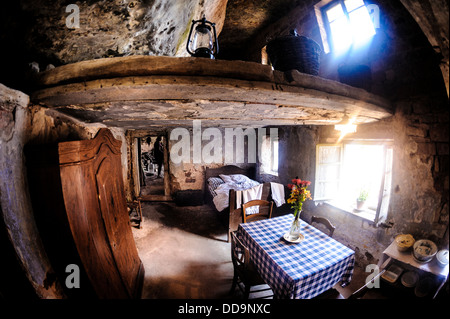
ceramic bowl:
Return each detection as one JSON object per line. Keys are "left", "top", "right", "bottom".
{"left": 413, "top": 239, "right": 437, "bottom": 263}
{"left": 436, "top": 249, "right": 449, "bottom": 267}
{"left": 395, "top": 234, "right": 415, "bottom": 252}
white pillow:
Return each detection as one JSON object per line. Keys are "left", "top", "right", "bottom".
{"left": 219, "top": 174, "right": 234, "bottom": 183}
{"left": 219, "top": 173, "right": 259, "bottom": 187}
{"left": 230, "top": 174, "right": 252, "bottom": 184}
{"left": 208, "top": 176, "right": 224, "bottom": 185}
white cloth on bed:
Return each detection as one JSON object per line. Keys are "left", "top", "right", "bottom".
{"left": 212, "top": 182, "right": 236, "bottom": 212}
{"left": 211, "top": 175, "right": 260, "bottom": 212}
{"left": 210, "top": 175, "right": 286, "bottom": 213}
{"left": 236, "top": 184, "right": 264, "bottom": 215}
{"left": 238, "top": 183, "right": 285, "bottom": 215}
{"left": 270, "top": 182, "right": 286, "bottom": 207}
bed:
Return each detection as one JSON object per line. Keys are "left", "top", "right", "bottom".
{"left": 205, "top": 165, "right": 285, "bottom": 242}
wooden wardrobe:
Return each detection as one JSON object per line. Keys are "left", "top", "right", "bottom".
{"left": 26, "top": 128, "right": 144, "bottom": 299}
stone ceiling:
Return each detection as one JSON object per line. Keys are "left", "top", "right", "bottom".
{"left": 1, "top": 0, "right": 303, "bottom": 66}
{"left": 0, "top": 0, "right": 448, "bottom": 128}
{"left": 1, "top": 0, "right": 448, "bottom": 80}
{"left": 218, "top": 0, "right": 314, "bottom": 60}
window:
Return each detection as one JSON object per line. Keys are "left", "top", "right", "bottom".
{"left": 314, "top": 140, "right": 393, "bottom": 225}
{"left": 316, "top": 0, "right": 377, "bottom": 54}
{"left": 259, "top": 134, "right": 279, "bottom": 176}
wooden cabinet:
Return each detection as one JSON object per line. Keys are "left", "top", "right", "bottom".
{"left": 27, "top": 129, "right": 144, "bottom": 299}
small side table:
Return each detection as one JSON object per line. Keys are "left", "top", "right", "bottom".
{"left": 378, "top": 241, "right": 448, "bottom": 299}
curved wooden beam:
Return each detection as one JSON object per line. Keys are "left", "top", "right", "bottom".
{"left": 31, "top": 56, "right": 392, "bottom": 129}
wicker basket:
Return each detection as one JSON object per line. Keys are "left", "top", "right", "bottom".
{"left": 266, "top": 32, "right": 321, "bottom": 75}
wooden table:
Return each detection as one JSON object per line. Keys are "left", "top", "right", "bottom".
{"left": 237, "top": 214, "right": 355, "bottom": 299}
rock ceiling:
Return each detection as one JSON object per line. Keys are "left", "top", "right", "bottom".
{"left": 3, "top": 0, "right": 304, "bottom": 65}
{"left": 1, "top": 0, "right": 448, "bottom": 128}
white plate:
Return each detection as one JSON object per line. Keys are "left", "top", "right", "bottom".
{"left": 283, "top": 232, "right": 305, "bottom": 243}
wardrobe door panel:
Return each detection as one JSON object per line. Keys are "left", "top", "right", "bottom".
{"left": 58, "top": 129, "right": 143, "bottom": 299}
{"left": 60, "top": 162, "right": 128, "bottom": 299}
{"left": 95, "top": 151, "right": 141, "bottom": 297}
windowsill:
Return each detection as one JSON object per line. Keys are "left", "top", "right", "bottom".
{"left": 321, "top": 200, "right": 376, "bottom": 222}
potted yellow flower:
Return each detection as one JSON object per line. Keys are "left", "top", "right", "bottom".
{"left": 285, "top": 178, "right": 312, "bottom": 242}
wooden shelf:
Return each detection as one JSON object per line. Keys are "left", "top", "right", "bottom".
{"left": 31, "top": 56, "right": 392, "bottom": 129}
{"left": 383, "top": 241, "right": 448, "bottom": 278}
{"left": 378, "top": 241, "right": 449, "bottom": 299}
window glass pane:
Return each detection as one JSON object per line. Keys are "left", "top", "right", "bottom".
{"left": 340, "top": 144, "right": 384, "bottom": 207}
{"left": 344, "top": 0, "right": 365, "bottom": 12}
{"left": 330, "top": 17, "right": 353, "bottom": 51}
{"left": 315, "top": 145, "right": 341, "bottom": 200}
{"left": 315, "top": 141, "right": 392, "bottom": 222}
{"left": 272, "top": 140, "right": 279, "bottom": 172}
{"left": 318, "top": 145, "right": 341, "bottom": 164}
{"left": 316, "top": 181, "right": 339, "bottom": 200}
{"left": 260, "top": 135, "right": 278, "bottom": 175}
{"left": 317, "top": 164, "right": 340, "bottom": 181}
{"left": 322, "top": 0, "right": 376, "bottom": 53}
{"left": 349, "top": 7, "right": 376, "bottom": 42}
{"left": 326, "top": 3, "right": 345, "bottom": 22}
{"left": 375, "top": 147, "right": 393, "bottom": 225}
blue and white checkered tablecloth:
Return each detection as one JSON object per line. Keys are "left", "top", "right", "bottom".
{"left": 237, "top": 214, "right": 355, "bottom": 299}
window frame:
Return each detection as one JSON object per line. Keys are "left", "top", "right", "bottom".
{"left": 259, "top": 133, "right": 279, "bottom": 176}
{"left": 314, "top": 143, "right": 343, "bottom": 202}
{"left": 316, "top": 0, "right": 376, "bottom": 54}
{"left": 314, "top": 139, "right": 393, "bottom": 226}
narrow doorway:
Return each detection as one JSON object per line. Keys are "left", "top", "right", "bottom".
{"left": 129, "top": 130, "right": 171, "bottom": 202}
{"left": 140, "top": 135, "right": 165, "bottom": 196}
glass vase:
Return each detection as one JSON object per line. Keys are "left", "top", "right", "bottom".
{"left": 287, "top": 209, "right": 302, "bottom": 241}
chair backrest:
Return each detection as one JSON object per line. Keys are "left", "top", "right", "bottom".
{"left": 230, "top": 232, "right": 251, "bottom": 275}
{"left": 242, "top": 200, "right": 274, "bottom": 223}
{"left": 311, "top": 216, "right": 336, "bottom": 237}
{"left": 230, "top": 232, "right": 265, "bottom": 288}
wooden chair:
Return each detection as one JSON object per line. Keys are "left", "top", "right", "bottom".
{"left": 348, "top": 269, "right": 387, "bottom": 299}
{"left": 230, "top": 232, "right": 272, "bottom": 298}
{"left": 242, "top": 200, "right": 274, "bottom": 223}
{"left": 311, "top": 216, "right": 336, "bottom": 237}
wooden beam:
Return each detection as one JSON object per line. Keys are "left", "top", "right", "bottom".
{"left": 35, "top": 56, "right": 275, "bottom": 87}
{"left": 31, "top": 56, "right": 393, "bottom": 128}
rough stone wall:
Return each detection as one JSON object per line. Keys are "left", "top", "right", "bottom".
{"left": 316, "top": 0, "right": 448, "bottom": 263}
{"left": 0, "top": 0, "right": 228, "bottom": 90}
{"left": 390, "top": 96, "right": 449, "bottom": 242}
{"left": 244, "top": 0, "right": 448, "bottom": 99}
{"left": 1, "top": 0, "right": 448, "bottom": 295}
{"left": 167, "top": 125, "right": 257, "bottom": 193}
{"left": 9, "top": 0, "right": 203, "bottom": 63}
{"left": 400, "top": 0, "right": 449, "bottom": 96}
{"left": 1, "top": 83, "right": 128, "bottom": 298}
{"left": 310, "top": 96, "right": 448, "bottom": 267}
{"left": 251, "top": 1, "right": 449, "bottom": 268}
{"left": 267, "top": 97, "right": 448, "bottom": 268}
{"left": 1, "top": 83, "right": 63, "bottom": 298}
